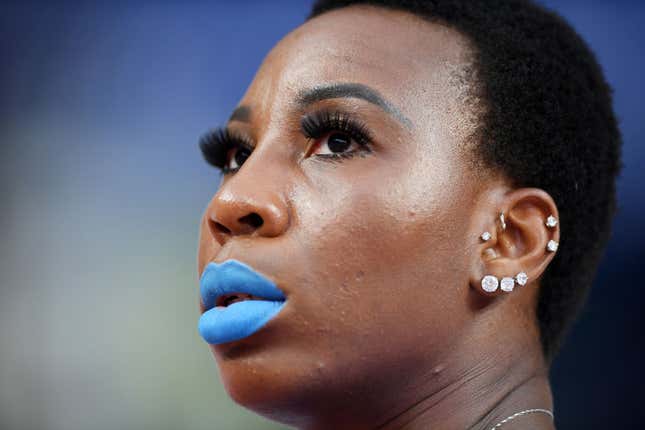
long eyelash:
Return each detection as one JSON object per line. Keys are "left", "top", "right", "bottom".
{"left": 300, "top": 108, "right": 374, "bottom": 150}
{"left": 199, "top": 110, "right": 373, "bottom": 173}
{"left": 198, "top": 127, "right": 253, "bottom": 172}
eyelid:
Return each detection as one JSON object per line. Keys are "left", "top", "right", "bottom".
{"left": 198, "top": 127, "right": 254, "bottom": 173}
{"left": 225, "top": 127, "right": 255, "bottom": 150}
{"left": 300, "top": 108, "right": 374, "bottom": 147}
{"left": 200, "top": 109, "right": 375, "bottom": 173}
{"left": 221, "top": 138, "right": 253, "bottom": 175}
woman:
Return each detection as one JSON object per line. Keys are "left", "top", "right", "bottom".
{"left": 196, "top": 1, "right": 621, "bottom": 428}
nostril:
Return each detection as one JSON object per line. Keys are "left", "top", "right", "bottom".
{"left": 212, "top": 221, "right": 231, "bottom": 234}
{"left": 239, "top": 212, "right": 263, "bottom": 229}
{"left": 208, "top": 212, "right": 264, "bottom": 239}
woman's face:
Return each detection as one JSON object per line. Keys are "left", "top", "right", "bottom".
{"left": 198, "top": 5, "right": 504, "bottom": 427}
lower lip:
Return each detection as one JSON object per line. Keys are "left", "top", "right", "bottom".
{"left": 198, "top": 299, "right": 287, "bottom": 344}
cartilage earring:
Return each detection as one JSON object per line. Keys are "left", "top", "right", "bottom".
{"left": 481, "top": 275, "right": 499, "bottom": 292}
{"left": 546, "top": 240, "right": 559, "bottom": 252}
{"left": 545, "top": 215, "right": 558, "bottom": 228}
{"left": 481, "top": 231, "right": 492, "bottom": 241}
{"left": 499, "top": 212, "right": 506, "bottom": 230}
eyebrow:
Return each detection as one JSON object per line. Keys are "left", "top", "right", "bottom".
{"left": 228, "top": 82, "right": 413, "bottom": 129}
{"left": 228, "top": 105, "right": 251, "bottom": 123}
{"left": 296, "top": 82, "right": 413, "bottom": 128}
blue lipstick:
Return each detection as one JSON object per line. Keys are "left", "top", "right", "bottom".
{"left": 198, "top": 259, "right": 287, "bottom": 344}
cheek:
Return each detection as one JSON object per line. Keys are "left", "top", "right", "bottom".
{"left": 289, "top": 164, "right": 474, "bottom": 366}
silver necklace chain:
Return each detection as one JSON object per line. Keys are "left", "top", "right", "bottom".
{"left": 489, "top": 408, "right": 554, "bottom": 429}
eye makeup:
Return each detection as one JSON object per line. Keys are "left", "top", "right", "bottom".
{"left": 199, "top": 108, "right": 375, "bottom": 174}
{"left": 198, "top": 128, "right": 254, "bottom": 175}
{"left": 300, "top": 108, "right": 373, "bottom": 148}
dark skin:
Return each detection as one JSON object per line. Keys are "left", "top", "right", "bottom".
{"left": 198, "top": 5, "right": 559, "bottom": 430}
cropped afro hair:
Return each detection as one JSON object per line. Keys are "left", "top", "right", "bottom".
{"left": 306, "top": 0, "right": 622, "bottom": 361}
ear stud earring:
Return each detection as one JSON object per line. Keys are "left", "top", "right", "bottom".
{"left": 545, "top": 215, "right": 558, "bottom": 228}
{"left": 546, "top": 240, "right": 559, "bottom": 252}
{"left": 479, "top": 212, "right": 507, "bottom": 243}
{"left": 500, "top": 277, "right": 515, "bottom": 292}
{"left": 481, "top": 275, "right": 499, "bottom": 292}
{"left": 480, "top": 271, "right": 528, "bottom": 293}
{"left": 544, "top": 214, "right": 558, "bottom": 252}
{"left": 477, "top": 211, "right": 550, "bottom": 294}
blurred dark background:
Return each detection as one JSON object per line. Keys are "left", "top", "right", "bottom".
{"left": 1, "top": 1, "right": 642, "bottom": 429}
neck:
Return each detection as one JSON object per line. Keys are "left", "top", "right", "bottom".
{"left": 375, "top": 340, "right": 554, "bottom": 430}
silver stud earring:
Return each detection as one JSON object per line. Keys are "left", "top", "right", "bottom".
{"left": 481, "top": 275, "right": 499, "bottom": 292}
{"left": 500, "top": 277, "right": 515, "bottom": 292}
{"left": 481, "top": 273, "right": 527, "bottom": 293}
{"left": 546, "top": 240, "right": 559, "bottom": 252}
{"left": 515, "top": 271, "right": 528, "bottom": 286}
{"left": 546, "top": 215, "right": 558, "bottom": 228}
{"left": 478, "top": 216, "right": 534, "bottom": 295}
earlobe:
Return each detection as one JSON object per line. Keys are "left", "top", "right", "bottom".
{"left": 471, "top": 188, "right": 560, "bottom": 297}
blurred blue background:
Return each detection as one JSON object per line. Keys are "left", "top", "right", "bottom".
{"left": 1, "top": 1, "right": 642, "bottom": 429}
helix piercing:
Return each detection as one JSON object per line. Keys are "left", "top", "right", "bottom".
{"left": 546, "top": 240, "right": 559, "bottom": 252}
{"left": 545, "top": 214, "right": 558, "bottom": 251}
{"left": 545, "top": 215, "right": 558, "bottom": 228}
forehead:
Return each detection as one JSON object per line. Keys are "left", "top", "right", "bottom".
{"left": 241, "top": 5, "right": 473, "bottom": 128}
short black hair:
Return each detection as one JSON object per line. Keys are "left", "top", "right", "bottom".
{"left": 306, "top": 0, "right": 622, "bottom": 361}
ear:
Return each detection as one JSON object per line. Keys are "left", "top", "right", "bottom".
{"left": 470, "top": 188, "right": 560, "bottom": 297}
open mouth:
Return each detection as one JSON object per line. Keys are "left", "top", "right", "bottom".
{"left": 216, "top": 293, "right": 267, "bottom": 307}
{"left": 199, "top": 259, "right": 289, "bottom": 344}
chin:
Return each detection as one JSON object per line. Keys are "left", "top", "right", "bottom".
{"left": 207, "top": 340, "right": 361, "bottom": 428}
{"left": 209, "top": 346, "right": 310, "bottom": 427}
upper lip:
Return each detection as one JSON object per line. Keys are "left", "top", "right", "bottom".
{"left": 199, "top": 259, "right": 287, "bottom": 312}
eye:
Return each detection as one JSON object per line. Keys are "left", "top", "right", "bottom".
{"left": 224, "top": 145, "right": 252, "bottom": 173}
{"left": 198, "top": 127, "right": 254, "bottom": 175}
{"left": 301, "top": 109, "right": 374, "bottom": 162}
{"left": 307, "top": 131, "right": 362, "bottom": 158}
{"left": 199, "top": 109, "right": 374, "bottom": 175}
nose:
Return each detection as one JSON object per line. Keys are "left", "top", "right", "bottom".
{"left": 205, "top": 175, "right": 290, "bottom": 245}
